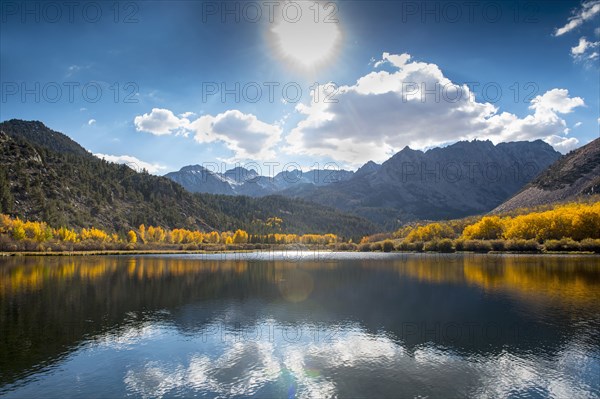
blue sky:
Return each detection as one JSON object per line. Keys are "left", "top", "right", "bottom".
{"left": 1, "top": 0, "right": 599, "bottom": 174}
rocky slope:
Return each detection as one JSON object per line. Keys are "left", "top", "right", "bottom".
{"left": 493, "top": 137, "right": 600, "bottom": 212}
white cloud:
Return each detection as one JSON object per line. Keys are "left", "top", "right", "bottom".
{"left": 189, "top": 110, "right": 282, "bottom": 159}
{"left": 286, "top": 53, "right": 585, "bottom": 164}
{"left": 570, "top": 37, "right": 600, "bottom": 59}
{"left": 572, "top": 37, "right": 592, "bottom": 55}
{"left": 134, "top": 108, "right": 188, "bottom": 136}
{"left": 554, "top": 0, "right": 600, "bottom": 36}
{"left": 374, "top": 52, "right": 411, "bottom": 68}
{"left": 544, "top": 135, "right": 580, "bottom": 153}
{"left": 134, "top": 109, "right": 282, "bottom": 160}
{"left": 574, "top": 121, "right": 582, "bottom": 127}
{"left": 94, "top": 153, "right": 167, "bottom": 174}
{"left": 179, "top": 111, "right": 196, "bottom": 118}
{"left": 87, "top": 119, "right": 96, "bottom": 126}
{"left": 529, "top": 88, "right": 585, "bottom": 115}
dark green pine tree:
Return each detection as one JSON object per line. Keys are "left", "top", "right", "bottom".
{"left": 0, "top": 166, "right": 14, "bottom": 214}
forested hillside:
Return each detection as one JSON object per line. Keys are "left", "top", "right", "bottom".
{"left": 0, "top": 120, "right": 376, "bottom": 238}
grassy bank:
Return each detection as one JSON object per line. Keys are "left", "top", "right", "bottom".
{"left": 1, "top": 238, "right": 599, "bottom": 256}
{"left": 357, "top": 237, "right": 600, "bottom": 254}
{"left": 0, "top": 242, "right": 346, "bottom": 255}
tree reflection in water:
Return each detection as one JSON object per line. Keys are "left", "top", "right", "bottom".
{"left": 1, "top": 253, "right": 598, "bottom": 397}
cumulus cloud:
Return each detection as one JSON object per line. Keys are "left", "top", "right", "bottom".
{"left": 88, "top": 119, "right": 96, "bottom": 126}
{"left": 94, "top": 153, "right": 167, "bottom": 174}
{"left": 529, "top": 88, "right": 585, "bottom": 115}
{"left": 189, "top": 110, "right": 282, "bottom": 159}
{"left": 285, "top": 53, "right": 585, "bottom": 164}
{"left": 134, "top": 108, "right": 188, "bottom": 136}
{"left": 554, "top": 0, "right": 600, "bottom": 36}
{"left": 544, "top": 135, "right": 580, "bottom": 153}
{"left": 134, "top": 109, "right": 282, "bottom": 160}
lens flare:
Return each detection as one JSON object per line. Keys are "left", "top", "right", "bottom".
{"left": 278, "top": 269, "right": 314, "bottom": 302}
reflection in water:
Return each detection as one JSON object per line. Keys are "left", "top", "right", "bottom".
{"left": 361, "top": 254, "right": 600, "bottom": 306}
{"left": 3, "top": 254, "right": 598, "bottom": 305}
{"left": 0, "top": 253, "right": 599, "bottom": 398}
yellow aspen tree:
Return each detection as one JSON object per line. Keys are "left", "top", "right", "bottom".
{"left": 233, "top": 229, "right": 248, "bottom": 243}
{"left": 127, "top": 230, "right": 137, "bottom": 243}
{"left": 462, "top": 216, "right": 504, "bottom": 240}
{"left": 147, "top": 226, "right": 156, "bottom": 242}
{"left": 12, "top": 224, "right": 26, "bottom": 240}
{"left": 139, "top": 224, "right": 146, "bottom": 243}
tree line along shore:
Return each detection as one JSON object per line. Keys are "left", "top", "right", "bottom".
{"left": 1, "top": 201, "right": 599, "bottom": 254}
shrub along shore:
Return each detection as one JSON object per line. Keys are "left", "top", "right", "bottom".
{"left": 357, "top": 237, "right": 600, "bottom": 254}
{"left": 360, "top": 200, "right": 600, "bottom": 254}
{"left": 1, "top": 201, "right": 599, "bottom": 255}
{"left": 1, "top": 238, "right": 599, "bottom": 256}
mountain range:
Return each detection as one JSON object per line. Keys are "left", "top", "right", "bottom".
{"left": 2, "top": 119, "right": 596, "bottom": 235}
{"left": 0, "top": 120, "right": 376, "bottom": 238}
{"left": 166, "top": 139, "right": 562, "bottom": 227}
{"left": 165, "top": 165, "right": 354, "bottom": 196}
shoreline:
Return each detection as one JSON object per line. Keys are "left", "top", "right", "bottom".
{"left": 1, "top": 249, "right": 599, "bottom": 257}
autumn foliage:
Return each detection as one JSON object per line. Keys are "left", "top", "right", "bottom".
{"left": 405, "top": 223, "right": 455, "bottom": 242}
{"left": 462, "top": 202, "right": 600, "bottom": 241}
{"left": 373, "top": 201, "right": 600, "bottom": 252}
{"left": 1, "top": 201, "right": 598, "bottom": 253}
{"left": 0, "top": 214, "right": 340, "bottom": 251}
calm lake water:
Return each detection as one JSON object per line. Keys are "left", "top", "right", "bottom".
{"left": 0, "top": 252, "right": 599, "bottom": 398}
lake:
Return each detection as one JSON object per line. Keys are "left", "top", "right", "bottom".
{"left": 0, "top": 252, "right": 599, "bottom": 398}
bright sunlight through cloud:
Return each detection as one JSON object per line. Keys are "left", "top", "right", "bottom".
{"left": 267, "top": 1, "right": 342, "bottom": 73}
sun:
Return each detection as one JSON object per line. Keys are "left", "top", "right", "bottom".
{"left": 267, "top": 1, "right": 342, "bottom": 73}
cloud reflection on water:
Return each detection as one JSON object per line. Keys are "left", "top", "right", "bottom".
{"left": 119, "top": 320, "right": 598, "bottom": 399}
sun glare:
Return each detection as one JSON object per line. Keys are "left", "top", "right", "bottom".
{"left": 267, "top": 1, "right": 342, "bottom": 72}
